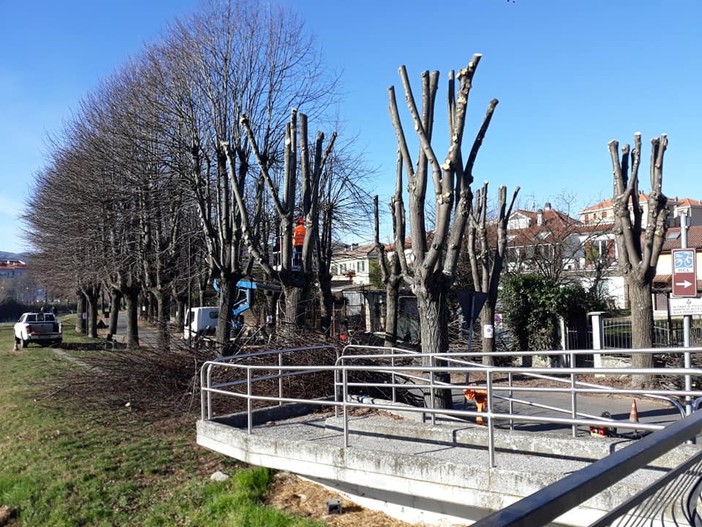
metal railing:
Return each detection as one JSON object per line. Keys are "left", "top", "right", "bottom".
{"left": 200, "top": 344, "right": 336, "bottom": 425}
{"left": 341, "top": 344, "right": 688, "bottom": 434}
{"left": 200, "top": 344, "right": 702, "bottom": 465}
{"left": 473, "top": 410, "right": 702, "bottom": 527}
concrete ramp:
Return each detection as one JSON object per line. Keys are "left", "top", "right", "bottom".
{"left": 197, "top": 407, "right": 699, "bottom": 526}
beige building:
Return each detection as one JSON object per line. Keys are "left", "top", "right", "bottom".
{"left": 330, "top": 242, "right": 378, "bottom": 286}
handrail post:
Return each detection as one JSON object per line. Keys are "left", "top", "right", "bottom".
{"left": 246, "top": 368, "right": 252, "bottom": 435}
{"left": 206, "top": 363, "right": 213, "bottom": 419}
{"left": 508, "top": 371, "right": 514, "bottom": 431}
{"left": 343, "top": 367, "right": 349, "bottom": 448}
{"left": 571, "top": 371, "right": 577, "bottom": 437}
{"left": 429, "top": 356, "right": 436, "bottom": 425}
{"left": 200, "top": 363, "right": 206, "bottom": 420}
{"left": 334, "top": 356, "right": 341, "bottom": 418}
{"left": 487, "top": 371, "right": 495, "bottom": 467}
{"left": 391, "top": 348, "right": 397, "bottom": 403}
{"left": 278, "top": 350, "right": 283, "bottom": 406}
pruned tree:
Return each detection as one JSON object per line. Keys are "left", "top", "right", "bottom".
{"left": 609, "top": 132, "right": 668, "bottom": 385}
{"left": 467, "top": 182, "right": 519, "bottom": 364}
{"left": 240, "top": 110, "right": 336, "bottom": 327}
{"left": 374, "top": 193, "right": 403, "bottom": 347}
{"left": 388, "top": 54, "right": 498, "bottom": 408}
{"left": 373, "top": 149, "right": 408, "bottom": 347}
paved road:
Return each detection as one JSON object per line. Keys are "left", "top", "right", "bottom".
{"left": 112, "top": 311, "right": 162, "bottom": 348}
{"left": 456, "top": 388, "right": 683, "bottom": 437}
{"left": 400, "top": 382, "right": 685, "bottom": 438}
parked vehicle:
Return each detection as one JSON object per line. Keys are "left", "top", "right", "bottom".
{"left": 14, "top": 312, "right": 63, "bottom": 348}
{"left": 185, "top": 279, "right": 281, "bottom": 340}
{"left": 183, "top": 307, "right": 219, "bottom": 341}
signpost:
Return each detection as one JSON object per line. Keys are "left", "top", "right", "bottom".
{"left": 672, "top": 248, "right": 697, "bottom": 298}
{"left": 673, "top": 211, "right": 696, "bottom": 421}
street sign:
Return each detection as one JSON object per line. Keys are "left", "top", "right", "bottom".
{"left": 456, "top": 291, "right": 488, "bottom": 322}
{"left": 672, "top": 248, "right": 697, "bottom": 298}
{"left": 669, "top": 297, "right": 702, "bottom": 316}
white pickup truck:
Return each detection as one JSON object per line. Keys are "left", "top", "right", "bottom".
{"left": 14, "top": 312, "right": 63, "bottom": 348}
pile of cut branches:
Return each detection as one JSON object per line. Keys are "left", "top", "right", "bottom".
{"left": 49, "top": 330, "right": 346, "bottom": 426}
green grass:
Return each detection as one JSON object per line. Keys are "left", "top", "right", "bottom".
{"left": 0, "top": 323, "right": 323, "bottom": 527}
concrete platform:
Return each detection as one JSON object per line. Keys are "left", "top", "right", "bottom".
{"left": 197, "top": 403, "right": 700, "bottom": 526}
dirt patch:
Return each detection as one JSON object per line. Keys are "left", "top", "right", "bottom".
{"left": 0, "top": 506, "right": 17, "bottom": 526}
{"left": 265, "top": 472, "right": 423, "bottom": 527}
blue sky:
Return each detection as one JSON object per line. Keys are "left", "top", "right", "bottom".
{"left": 1, "top": 0, "right": 700, "bottom": 254}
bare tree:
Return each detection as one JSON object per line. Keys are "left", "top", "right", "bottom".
{"left": 373, "top": 153, "right": 406, "bottom": 347}
{"left": 467, "top": 182, "right": 519, "bottom": 364}
{"left": 149, "top": 0, "right": 336, "bottom": 343}
{"left": 315, "top": 144, "right": 374, "bottom": 334}
{"left": 609, "top": 133, "right": 668, "bottom": 385}
{"left": 24, "top": 122, "right": 108, "bottom": 340}
{"left": 388, "top": 55, "right": 498, "bottom": 408}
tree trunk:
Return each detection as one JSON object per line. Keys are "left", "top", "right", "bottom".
{"left": 216, "top": 279, "right": 236, "bottom": 345}
{"left": 264, "top": 290, "right": 280, "bottom": 340}
{"left": 76, "top": 293, "right": 87, "bottom": 334}
{"left": 108, "top": 288, "right": 122, "bottom": 339}
{"left": 174, "top": 297, "right": 186, "bottom": 334}
{"left": 124, "top": 290, "right": 140, "bottom": 348}
{"left": 318, "top": 273, "right": 334, "bottom": 336}
{"left": 628, "top": 280, "right": 654, "bottom": 384}
{"left": 154, "top": 289, "right": 170, "bottom": 352}
{"left": 283, "top": 285, "right": 304, "bottom": 329}
{"left": 84, "top": 287, "right": 100, "bottom": 339}
{"left": 416, "top": 288, "right": 453, "bottom": 409}
{"left": 480, "top": 302, "right": 496, "bottom": 366}
{"left": 384, "top": 283, "right": 399, "bottom": 348}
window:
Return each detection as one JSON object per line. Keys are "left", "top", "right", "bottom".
{"left": 585, "top": 239, "right": 615, "bottom": 264}
{"left": 506, "top": 247, "right": 524, "bottom": 262}
{"left": 535, "top": 244, "right": 553, "bottom": 259}
{"left": 358, "top": 261, "right": 365, "bottom": 272}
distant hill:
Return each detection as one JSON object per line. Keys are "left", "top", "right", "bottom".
{"left": 0, "top": 251, "right": 28, "bottom": 261}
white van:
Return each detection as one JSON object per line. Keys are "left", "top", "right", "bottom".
{"left": 183, "top": 307, "right": 219, "bottom": 340}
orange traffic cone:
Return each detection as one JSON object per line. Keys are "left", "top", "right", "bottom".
{"left": 629, "top": 399, "right": 639, "bottom": 423}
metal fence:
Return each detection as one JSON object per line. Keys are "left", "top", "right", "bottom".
{"left": 603, "top": 317, "right": 702, "bottom": 349}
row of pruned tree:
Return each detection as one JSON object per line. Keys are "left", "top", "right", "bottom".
{"left": 24, "top": 0, "right": 371, "bottom": 349}
{"left": 374, "top": 54, "right": 670, "bottom": 393}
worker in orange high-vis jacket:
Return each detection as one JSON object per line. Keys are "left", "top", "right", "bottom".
{"left": 292, "top": 219, "right": 306, "bottom": 270}
{"left": 293, "top": 218, "right": 306, "bottom": 247}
